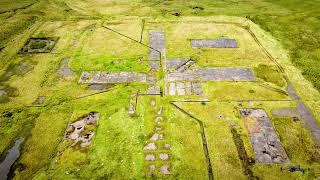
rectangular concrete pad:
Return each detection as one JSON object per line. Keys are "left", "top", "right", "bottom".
{"left": 149, "top": 30, "right": 165, "bottom": 60}
{"left": 191, "top": 37, "right": 238, "bottom": 48}
{"left": 185, "top": 82, "right": 192, "bottom": 95}
{"left": 240, "top": 109, "right": 289, "bottom": 164}
{"left": 176, "top": 82, "right": 185, "bottom": 95}
{"left": 149, "top": 61, "right": 160, "bottom": 70}
{"left": 166, "top": 68, "right": 256, "bottom": 82}
{"left": 79, "top": 72, "right": 147, "bottom": 84}
{"left": 192, "top": 82, "right": 203, "bottom": 95}
{"left": 167, "top": 58, "right": 189, "bottom": 70}
{"left": 169, "top": 83, "right": 176, "bottom": 95}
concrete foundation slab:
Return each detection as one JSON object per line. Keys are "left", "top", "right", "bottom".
{"left": 191, "top": 37, "right": 238, "bottom": 48}
{"left": 79, "top": 72, "right": 147, "bottom": 84}
{"left": 240, "top": 109, "right": 289, "bottom": 164}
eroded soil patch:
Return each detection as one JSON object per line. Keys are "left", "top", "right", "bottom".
{"left": 230, "top": 126, "right": 257, "bottom": 179}
{"left": 64, "top": 112, "right": 99, "bottom": 148}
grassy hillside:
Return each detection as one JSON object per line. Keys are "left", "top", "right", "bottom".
{"left": 0, "top": 1, "right": 320, "bottom": 179}
{"left": 1, "top": 0, "right": 319, "bottom": 91}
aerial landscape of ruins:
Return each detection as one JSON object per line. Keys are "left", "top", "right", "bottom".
{"left": 0, "top": 0, "right": 320, "bottom": 179}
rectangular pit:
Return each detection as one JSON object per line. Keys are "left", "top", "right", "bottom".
{"left": 19, "top": 37, "right": 58, "bottom": 54}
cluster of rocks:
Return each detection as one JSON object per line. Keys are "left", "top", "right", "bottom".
{"left": 144, "top": 99, "right": 172, "bottom": 176}
{"left": 168, "top": 81, "right": 203, "bottom": 96}
{"left": 64, "top": 112, "right": 99, "bottom": 148}
{"left": 79, "top": 72, "right": 147, "bottom": 84}
{"left": 240, "top": 109, "right": 289, "bottom": 164}
{"left": 191, "top": 37, "right": 239, "bottom": 48}
{"left": 19, "top": 37, "right": 57, "bottom": 53}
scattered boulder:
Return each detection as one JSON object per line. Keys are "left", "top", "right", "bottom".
{"left": 145, "top": 154, "right": 156, "bottom": 161}
{"left": 154, "top": 117, "right": 163, "bottom": 123}
{"left": 159, "top": 153, "right": 169, "bottom": 160}
{"left": 150, "top": 99, "right": 156, "bottom": 106}
{"left": 150, "top": 133, "right": 159, "bottom": 141}
{"left": 164, "top": 143, "right": 171, "bottom": 149}
{"left": 144, "top": 142, "right": 157, "bottom": 151}
{"left": 160, "top": 165, "right": 171, "bottom": 175}
{"left": 149, "top": 165, "right": 156, "bottom": 175}
{"left": 157, "top": 106, "right": 163, "bottom": 115}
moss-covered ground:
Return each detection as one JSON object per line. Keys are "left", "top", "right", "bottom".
{"left": 0, "top": 1, "right": 320, "bottom": 179}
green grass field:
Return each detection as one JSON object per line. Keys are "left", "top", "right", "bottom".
{"left": 0, "top": 0, "right": 320, "bottom": 179}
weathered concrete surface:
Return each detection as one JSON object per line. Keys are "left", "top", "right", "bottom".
{"left": 146, "top": 86, "right": 160, "bottom": 95}
{"left": 191, "top": 37, "right": 238, "bottom": 48}
{"left": 240, "top": 109, "right": 289, "bottom": 164}
{"left": 272, "top": 108, "right": 300, "bottom": 119}
{"left": 149, "top": 61, "right": 160, "bottom": 70}
{"left": 169, "top": 83, "right": 176, "bottom": 96}
{"left": 167, "top": 58, "right": 189, "bottom": 70}
{"left": 79, "top": 72, "right": 147, "bottom": 84}
{"left": 192, "top": 82, "right": 203, "bottom": 95}
{"left": 87, "top": 84, "right": 114, "bottom": 91}
{"left": 149, "top": 30, "right": 165, "bottom": 60}
{"left": 57, "top": 58, "right": 74, "bottom": 78}
{"left": 286, "top": 81, "right": 320, "bottom": 144}
{"left": 176, "top": 82, "right": 185, "bottom": 95}
{"left": 166, "top": 68, "right": 256, "bottom": 82}
{"left": 168, "top": 81, "right": 203, "bottom": 96}
{"left": 167, "top": 58, "right": 196, "bottom": 73}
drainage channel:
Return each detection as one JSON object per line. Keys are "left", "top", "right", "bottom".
{"left": 0, "top": 137, "right": 25, "bottom": 180}
{"left": 230, "top": 126, "right": 257, "bottom": 180}
{"left": 171, "top": 102, "right": 214, "bottom": 180}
